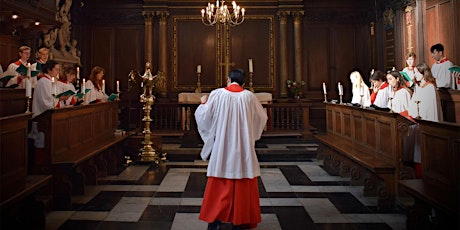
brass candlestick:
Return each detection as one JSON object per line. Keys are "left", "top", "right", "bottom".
{"left": 195, "top": 72, "right": 202, "bottom": 93}
{"left": 53, "top": 94, "right": 57, "bottom": 109}
{"left": 129, "top": 63, "right": 167, "bottom": 164}
{"left": 25, "top": 96, "right": 31, "bottom": 113}
{"left": 415, "top": 101, "right": 421, "bottom": 119}
{"left": 248, "top": 72, "right": 254, "bottom": 92}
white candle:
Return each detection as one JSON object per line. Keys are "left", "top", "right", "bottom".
{"left": 322, "top": 82, "right": 327, "bottom": 94}
{"left": 52, "top": 77, "right": 57, "bottom": 96}
{"left": 26, "top": 63, "right": 31, "bottom": 77}
{"left": 338, "top": 82, "right": 343, "bottom": 95}
{"left": 102, "top": 79, "right": 105, "bottom": 93}
{"left": 82, "top": 78, "right": 86, "bottom": 93}
{"left": 25, "top": 77, "right": 32, "bottom": 97}
{"left": 340, "top": 85, "right": 344, "bottom": 96}
{"left": 76, "top": 67, "right": 80, "bottom": 79}
{"left": 197, "top": 65, "right": 201, "bottom": 73}
{"left": 248, "top": 59, "right": 253, "bottom": 73}
{"left": 116, "top": 80, "right": 120, "bottom": 92}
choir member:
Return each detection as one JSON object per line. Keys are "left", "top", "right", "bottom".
{"left": 408, "top": 63, "right": 443, "bottom": 122}
{"left": 369, "top": 70, "right": 390, "bottom": 109}
{"left": 386, "top": 70, "right": 412, "bottom": 114}
{"left": 83, "top": 66, "right": 108, "bottom": 104}
{"left": 350, "top": 71, "right": 371, "bottom": 107}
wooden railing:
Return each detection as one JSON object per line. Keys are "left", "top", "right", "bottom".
{"left": 150, "top": 101, "right": 312, "bottom": 138}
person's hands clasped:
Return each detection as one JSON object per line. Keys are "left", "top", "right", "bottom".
{"left": 200, "top": 95, "right": 208, "bottom": 104}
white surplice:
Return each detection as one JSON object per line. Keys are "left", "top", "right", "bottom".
{"left": 388, "top": 87, "right": 411, "bottom": 113}
{"left": 408, "top": 82, "right": 443, "bottom": 122}
{"left": 32, "top": 74, "right": 57, "bottom": 118}
{"left": 373, "top": 83, "right": 390, "bottom": 108}
{"left": 432, "top": 59, "right": 454, "bottom": 89}
{"left": 194, "top": 86, "right": 268, "bottom": 179}
{"left": 83, "top": 80, "right": 108, "bottom": 104}
{"left": 57, "top": 81, "right": 77, "bottom": 107}
{"left": 351, "top": 83, "right": 371, "bottom": 107}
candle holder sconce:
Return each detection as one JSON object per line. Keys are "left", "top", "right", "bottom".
{"left": 25, "top": 96, "right": 31, "bottom": 113}
{"left": 195, "top": 72, "right": 202, "bottom": 93}
{"left": 415, "top": 100, "right": 421, "bottom": 119}
{"left": 248, "top": 72, "right": 254, "bottom": 92}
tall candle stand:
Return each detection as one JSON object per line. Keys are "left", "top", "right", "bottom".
{"left": 25, "top": 96, "right": 31, "bottom": 113}
{"left": 415, "top": 101, "right": 421, "bottom": 119}
{"left": 248, "top": 72, "right": 254, "bottom": 92}
{"left": 195, "top": 72, "right": 202, "bottom": 93}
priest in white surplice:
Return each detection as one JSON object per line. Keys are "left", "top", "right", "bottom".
{"left": 195, "top": 69, "right": 267, "bottom": 230}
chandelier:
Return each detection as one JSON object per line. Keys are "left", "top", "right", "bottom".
{"left": 201, "top": 0, "right": 245, "bottom": 26}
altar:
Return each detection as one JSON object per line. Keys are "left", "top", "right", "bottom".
{"left": 178, "top": 92, "right": 272, "bottom": 130}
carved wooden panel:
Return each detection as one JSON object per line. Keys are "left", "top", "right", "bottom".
{"left": 425, "top": 0, "right": 455, "bottom": 66}
{"left": 0, "top": 113, "right": 31, "bottom": 203}
{"left": 231, "top": 17, "right": 274, "bottom": 90}
{"left": 419, "top": 120, "right": 460, "bottom": 189}
{"left": 173, "top": 17, "right": 218, "bottom": 91}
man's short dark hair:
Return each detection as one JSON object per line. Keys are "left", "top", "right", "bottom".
{"left": 42, "top": 60, "right": 59, "bottom": 74}
{"left": 228, "top": 68, "right": 246, "bottom": 85}
{"left": 430, "top": 43, "right": 444, "bottom": 53}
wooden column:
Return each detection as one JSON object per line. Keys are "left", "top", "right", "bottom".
{"left": 278, "top": 11, "right": 289, "bottom": 97}
{"left": 293, "top": 11, "right": 304, "bottom": 83}
{"left": 158, "top": 11, "right": 169, "bottom": 97}
{"left": 143, "top": 11, "right": 154, "bottom": 64}
{"left": 158, "top": 11, "right": 169, "bottom": 74}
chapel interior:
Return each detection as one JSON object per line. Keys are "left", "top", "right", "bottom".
{"left": 0, "top": 0, "right": 459, "bottom": 229}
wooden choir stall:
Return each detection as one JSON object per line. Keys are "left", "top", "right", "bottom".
{"left": 315, "top": 102, "right": 459, "bottom": 229}
{"left": 0, "top": 89, "right": 52, "bottom": 228}
{"left": 31, "top": 101, "right": 130, "bottom": 209}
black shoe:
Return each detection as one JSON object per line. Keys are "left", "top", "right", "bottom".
{"left": 207, "top": 220, "right": 221, "bottom": 230}
{"left": 232, "top": 224, "right": 245, "bottom": 230}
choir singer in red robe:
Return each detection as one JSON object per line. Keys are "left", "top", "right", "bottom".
{"left": 195, "top": 68, "right": 268, "bottom": 230}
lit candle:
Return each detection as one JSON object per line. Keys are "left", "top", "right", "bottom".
{"left": 82, "top": 78, "right": 86, "bottom": 93}
{"left": 248, "top": 59, "right": 253, "bottom": 73}
{"left": 116, "top": 80, "right": 120, "bottom": 92}
{"left": 338, "top": 82, "right": 343, "bottom": 96}
{"left": 76, "top": 67, "right": 80, "bottom": 80}
{"left": 322, "top": 82, "right": 327, "bottom": 94}
{"left": 52, "top": 77, "right": 57, "bottom": 96}
{"left": 102, "top": 79, "right": 105, "bottom": 93}
{"left": 26, "top": 63, "right": 31, "bottom": 77}
{"left": 25, "top": 77, "right": 32, "bottom": 97}
{"left": 197, "top": 65, "right": 201, "bottom": 73}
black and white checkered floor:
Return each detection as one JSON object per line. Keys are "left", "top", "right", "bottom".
{"left": 45, "top": 137, "right": 406, "bottom": 230}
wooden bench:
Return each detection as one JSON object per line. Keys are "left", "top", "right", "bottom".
{"left": 52, "top": 134, "right": 130, "bottom": 209}
{"left": 314, "top": 103, "right": 415, "bottom": 209}
{"left": 31, "top": 101, "right": 131, "bottom": 209}
{"left": 398, "top": 120, "right": 459, "bottom": 229}
{"left": 315, "top": 134, "right": 396, "bottom": 207}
